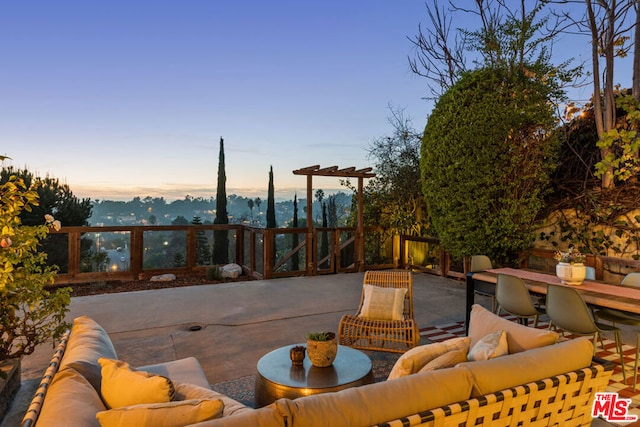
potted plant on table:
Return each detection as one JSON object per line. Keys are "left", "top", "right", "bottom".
{"left": 306, "top": 331, "right": 337, "bottom": 367}
{"left": 0, "top": 170, "right": 71, "bottom": 418}
{"left": 554, "top": 247, "right": 587, "bottom": 286}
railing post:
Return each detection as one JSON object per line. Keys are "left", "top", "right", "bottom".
{"left": 264, "top": 229, "right": 273, "bottom": 279}
{"left": 131, "top": 228, "right": 144, "bottom": 280}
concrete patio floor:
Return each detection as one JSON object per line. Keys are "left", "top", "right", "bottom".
{"left": 1, "top": 270, "right": 624, "bottom": 426}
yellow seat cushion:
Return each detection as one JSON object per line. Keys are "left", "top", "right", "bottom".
{"left": 99, "top": 358, "right": 175, "bottom": 409}
{"left": 96, "top": 399, "right": 223, "bottom": 427}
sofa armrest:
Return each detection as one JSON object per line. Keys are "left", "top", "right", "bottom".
{"left": 138, "top": 357, "right": 210, "bottom": 389}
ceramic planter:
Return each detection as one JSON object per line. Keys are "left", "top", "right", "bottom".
{"left": 556, "top": 262, "right": 586, "bottom": 286}
{"left": 306, "top": 333, "right": 337, "bottom": 367}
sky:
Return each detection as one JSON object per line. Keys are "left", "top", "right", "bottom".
{"left": 1, "top": 1, "right": 431, "bottom": 201}
{"left": 0, "top": 1, "right": 634, "bottom": 202}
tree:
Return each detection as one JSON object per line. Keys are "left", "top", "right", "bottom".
{"left": 353, "top": 106, "right": 428, "bottom": 236}
{"left": 0, "top": 167, "right": 93, "bottom": 273}
{"left": 254, "top": 197, "right": 262, "bottom": 226}
{"left": 422, "top": 66, "right": 560, "bottom": 265}
{"left": 247, "top": 198, "right": 255, "bottom": 224}
{"left": 319, "top": 201, "right": 329, "bottom": 268}
{"left": 291, "top": 194, "right": 299, "bottom": 270}
{"left": 266, "top": 166, "right": 276, "bottom": 228}
{"left": 192, "top": 216, "right": 212, "bottom": 266}
{"left": 578, "top": 0, "right": 637, "bottom": 188}
{"left": 213, "top": 137, "right": 229, "bottom": 264}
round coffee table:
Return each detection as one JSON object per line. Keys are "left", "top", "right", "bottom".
{"left": 254, "top": 344, "right": 375, "bottom": 407}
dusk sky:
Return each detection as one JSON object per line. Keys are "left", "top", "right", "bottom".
{"left": 0, "top": 1, "right": 633, "bottom": 201}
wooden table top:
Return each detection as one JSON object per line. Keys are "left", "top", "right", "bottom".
{"left": 471, "top": 267, "right": 640, "bottom": 315}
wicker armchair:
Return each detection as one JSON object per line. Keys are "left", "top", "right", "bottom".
{"left": 338, "top": 270, "right": 420, "bottom": 353}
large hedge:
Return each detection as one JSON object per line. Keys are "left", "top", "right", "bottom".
{"left": 421, "top": 67, "right": 560, "bottom": 265}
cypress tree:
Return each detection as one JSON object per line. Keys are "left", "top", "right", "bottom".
{"left": 212, "top": 137, "right": 229, "bottom": 264}
{"left": 291, "top": 193, "right": 299, "bottom": 270}
{"left": 266, "top": 166, "right": 276, "bottom": 228}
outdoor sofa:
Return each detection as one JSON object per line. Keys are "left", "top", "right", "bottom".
{"left": 22, "top": 305, "right": 613, "bottom": 427}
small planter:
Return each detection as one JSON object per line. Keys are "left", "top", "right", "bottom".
{"left": 556, "top": 262, "right": 586, "bottom": 286}
{"left": 306, "top": 332, "right": 337, "bottom": 367}
{"left": 289, "top": 346, "right": 306, "bottom": 367}
{"left": 0, "top": 358, "right": 21, "bottom": 421}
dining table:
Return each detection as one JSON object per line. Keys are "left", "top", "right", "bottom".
{"left": 465, "top": 267, "right": 640, "bottom": 333}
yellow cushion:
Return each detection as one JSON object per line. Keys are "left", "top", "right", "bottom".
{"left": 60, "top": 316, "right": 118, "bottom": 392}
{"left": 468, "top": 304, "right": 558, "bottom": 353}
{"left": 96, "top": 399, "right": 223, "bottom": 427}
{"left": 467, "top": 330, "right": 508, "bottom": 361}
{"left": 418, "top": 348, "right": 468, "bottom": 372}
{"left": 99, "top": 358, "right": 175, "bottom": 409}
{"left": 359, "top": 285, "right": 407, "bottom": 320}
{"left": 36, "top": 368, "right": 106, "bottom": 427}
{"left": 174, "top": 382, "right": 251, "bottom": 417}
{"left": 458, "top": 337, "right": 594, "bottom": 397}
{"left": 387, "top": 336, "right": 470, "bottom": 380}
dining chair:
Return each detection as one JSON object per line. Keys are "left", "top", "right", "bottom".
{"left": 594, "top": 272, "right": 640, "bottom": 390}
{"left": 470, "top": 255, "right": 496, "bottom": 312}
{"left": 546, "top": 284, "right": 626, "bottom": 382}
{"left": 495, "top": 274, "right": 544, "bottom": 327}
{"left": 585, "top": 266, "right": 596, "bottom": 280}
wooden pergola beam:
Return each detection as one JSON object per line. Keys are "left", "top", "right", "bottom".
{"left": 292, "top": 164, "right": 376, "bottom": 274}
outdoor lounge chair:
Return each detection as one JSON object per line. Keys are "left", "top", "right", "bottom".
{"left": 338, "top": 270, "right": 420, "bottom": 353}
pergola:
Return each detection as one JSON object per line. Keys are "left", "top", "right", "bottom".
{"left": 292, "top": 165, "right": 376, "bottom": 275}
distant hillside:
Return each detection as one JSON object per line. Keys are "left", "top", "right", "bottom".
{"left": 89, "top": 192, "right": 354, "bottom": 227}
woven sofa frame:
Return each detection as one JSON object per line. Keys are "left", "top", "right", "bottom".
{"left": 374, "top": 359, "right": 615, "bottom": 427}
{"left": 338, "top": 270, "right": 420, "bottom": 353}
{"left": 21, "top": 330, "right": 70, "bottom": 427}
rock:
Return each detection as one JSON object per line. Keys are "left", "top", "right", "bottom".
{"left": 221, "top": 263, "right": 242, "bottom": 279}
{"left": 150, "top": 273, "right": 176, "bottom": 282}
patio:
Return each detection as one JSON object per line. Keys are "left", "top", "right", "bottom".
{"left": 1, "top": 271, "right": 632, "bottom": 426}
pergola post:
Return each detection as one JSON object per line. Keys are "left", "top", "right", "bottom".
{"left": 292, "top": 165, "right": 375, "bottom": 275}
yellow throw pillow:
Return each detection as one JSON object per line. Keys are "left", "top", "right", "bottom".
{"left": 99, "top": 358, "right": 175, "bottom": 409}
{"left": 387, "top": 336, "right": 470, "bottom": 380}
{"left": 467, "top": 330, "right": 508, "bottom": 361}
{"left": 96, "top": 399, "right": 224, "bottom": 427}
{"left": 359, "top": 285, "right": 407, "bottom": 320}
{"left": 418, "top": 348, "right": 468, "bottom": 372}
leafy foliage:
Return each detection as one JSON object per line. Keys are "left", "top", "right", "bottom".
{"left": 0, "top": 175, "right": 71, "bottom": 360}
{"left": 421, "top": 66, "right": 560, "bottom": 264}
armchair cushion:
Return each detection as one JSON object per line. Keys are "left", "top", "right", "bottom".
{"left": 359, "top": 284, "right": 407, "bottom": 320}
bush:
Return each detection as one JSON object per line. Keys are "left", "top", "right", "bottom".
{"left": 421, "top": 67, "right": 559, "bottom": 265}
{"left": 206, "top": 266, "right": 222, "bottom": 281}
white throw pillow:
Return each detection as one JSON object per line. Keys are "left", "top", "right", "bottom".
{"left": 359, "top": 285, "right": 407, "bottom": 321}
{"left": 467, "top": 330, "right": 508, "bottom": 361}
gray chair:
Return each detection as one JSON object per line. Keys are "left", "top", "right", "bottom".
{"left": 585, "top": 266, "right": 596, "bottom": 280}
{"left": 470, "top": 255, "right": 496, "bottom": 312}
{"left": 594, "top": 272, "right": 640, "bottom": 390}
{"left": 546, "top": 284, "right": 626, "bottom": 382}
{"left": 495, "top": 274, "right": 543, "bottom": 327}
